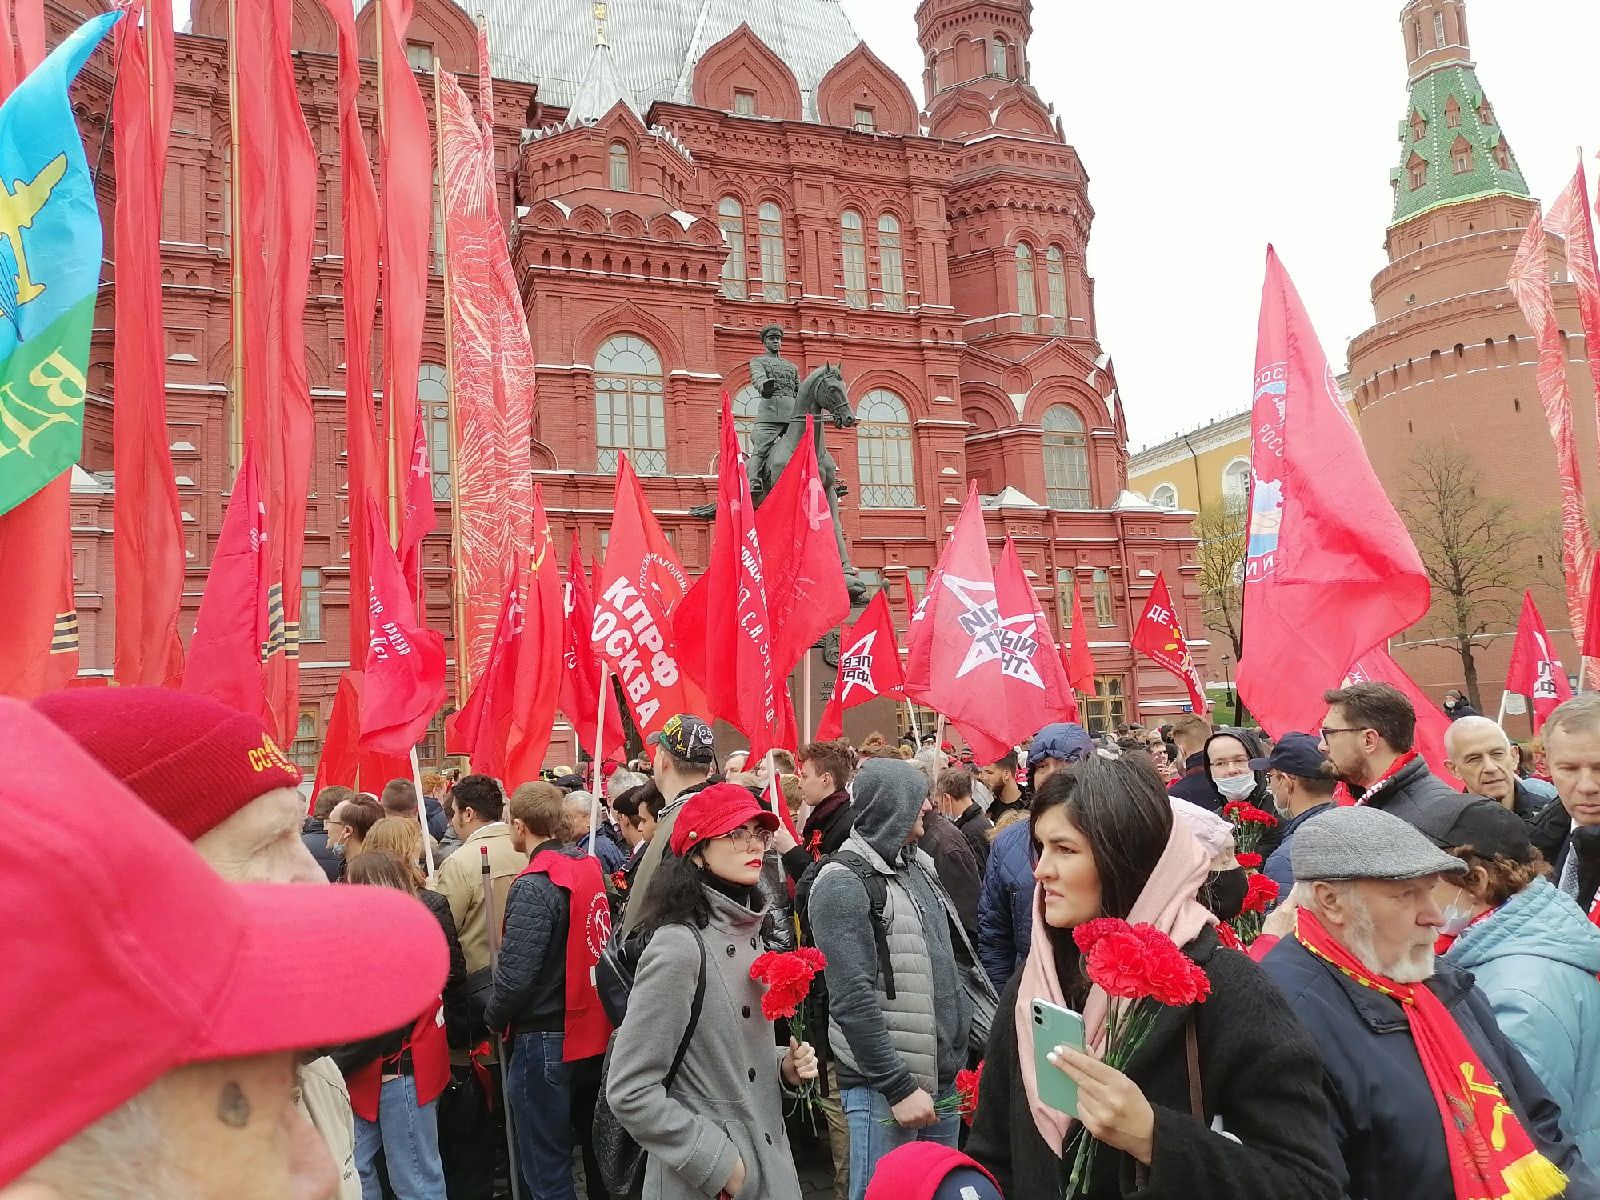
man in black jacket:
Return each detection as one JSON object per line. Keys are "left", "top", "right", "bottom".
{"left": 1261, "top": 806, "right": 1597, "bottom": 1200}
{"left": 1319, "top": 682, "right": 1475, "bottom": 828}
{"left": 1533, "top": 695, "right": 1600, "bottom": 916}
{"left": 1444, "top": 714, "right": 1556, "bottom": 822}
{"left": 933, "top": 766, "right": 992, "bottom": 872}
{"left": 486, "top": 780, "right": 608, "bottom": 1200}
{"left": 303, "top": 784, "right": 351, "bottom": 882}
{"left": 977, "top": 748, "right": 1027, "bottom": 820}
{"left": 780, "top": 739, "right": 856, "bottom": 882}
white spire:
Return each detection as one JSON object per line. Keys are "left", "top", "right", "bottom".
{"left": 566, "top": 1, "right": 641, "bottom": 121}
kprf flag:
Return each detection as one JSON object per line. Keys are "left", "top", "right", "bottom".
{"left": 1237, "top": 249, "right": 1428, "bottom": 737}
{"left": 1509, "top": 213, "right": 1597, "bottom": 664}
{"left": 505, "top": 487, "right": 563, "bottom": 784}
{"left": 1131, "top": 573, "right": 1208, "bottom": 715}
{"left": 994, "top": 537, "right": 1080, "bottom": 734}
{"left": 447, "top": 567, "right": 523, "bottom": 780}
{"left": 676, "top": 396, "right": 781, "bottom": 758}
{"left": 183, "top": 440, "right": 268, "bottom": 722}
{"left": 359, "top": 495, "right": 447, "bottom": 756}
{"left": 904, "top": 484, "right": 1024, "bottom": 764}
{"left": 1342, "top": 649, "right": 1460, "bottom": 789}
{"left": 559, "top": 531, "right": 625, "bottom": 762}
{"left": 816, "top": 590, "right": 904, "bottom": 741}
{"left": 594, "top": 456, "right": 705, "bottom": 740}
{"left": 1505, "top": 590, "right": 1572, "bottom": 732}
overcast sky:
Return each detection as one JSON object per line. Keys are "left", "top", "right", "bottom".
{"left": 840, "top": 0, "right": 1600, "bottom": 449}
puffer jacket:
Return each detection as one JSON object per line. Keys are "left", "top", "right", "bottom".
{"left": 482, "top": 840, "right": 572, "bottom": 1034}
{"left": 1356, "top": 754, "right": 1477, "bottom": 829}
{"left": 1444, "top": 878, "right": 1600, "bottom": 1162}
{"left": 976, "top": 819, "right": 1034, "bottom": 992}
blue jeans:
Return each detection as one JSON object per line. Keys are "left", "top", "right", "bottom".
{"left": 841, "top": 1085, "right": 960, "bottom": 1200}
{"left": 353, "top": 1074, "right": 447, "bottom": 1200}
{"left": 507, "top": 1031, "right": 577, "bottom": 1200}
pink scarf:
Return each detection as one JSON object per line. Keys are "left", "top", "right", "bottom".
{"left": 1015, "top": 817, "right": 1215, "bottom": 1153}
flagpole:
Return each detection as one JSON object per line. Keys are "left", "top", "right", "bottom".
{"left": 935, "top": 711, "right": 946, "bottom": 750}
{"left": 374, "top": 0, "right": 403, "bottom": 547}
{"left": 802, "top": 651, "right": 813, "bottom": 744}
{"left": 590, "top": 664, "right": 610, "bottom": 810}
{"left": 226, "top": 0, "right": 244, "bottom": 476}
{"left": 434, "top": 62, "right": 472, "bottom": 703}
{"left": 1495, "top": 689, "right": 1511, "bottom": 732}
{"left": 410, "top": 745, "right": 437, "bottom": 885}
{"left": 904, "top": 699, "right": 921, "bottom": 743}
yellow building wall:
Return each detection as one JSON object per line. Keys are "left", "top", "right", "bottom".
{"left": 1127, "top": 429, "right": 1253, "bottom": 512}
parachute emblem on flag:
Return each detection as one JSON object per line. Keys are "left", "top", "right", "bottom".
{"left": 939, "top": 572, "right": 1046, "bottom": 686}
{"left": 837, "top": 629, "right": 884, "bottom": 701}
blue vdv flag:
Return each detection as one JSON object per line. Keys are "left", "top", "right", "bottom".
{"left": 0, "top": 11, "right": 120, "bottom": 515}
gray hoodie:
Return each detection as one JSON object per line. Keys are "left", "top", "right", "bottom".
{"left": 807, "top": 758, "right": 969, "bottom": 1103}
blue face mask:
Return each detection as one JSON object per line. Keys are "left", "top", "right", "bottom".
{"left": 1439, "top": 887, "right": 1476, "bottom": 937}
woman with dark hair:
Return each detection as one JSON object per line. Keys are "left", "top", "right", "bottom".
{"left": 606, "top": 783, "right": 819, "bottom": 1200}
{"left": 966, "top": 757, "right": 1340, "bottom": 1200}
{"left": 341, "top": 850, "right": 465, "bottom": 1200}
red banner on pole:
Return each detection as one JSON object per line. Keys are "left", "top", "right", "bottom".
{"left": 994, "top": 537, "right": 1080, "bottom": 733}
{"left": 1505, "top": 590, "right": 1573, "bottom": 732}
{"left": 1062, "top": 573, "right": 1097, "bottom": 696}
{"left": 360, "top": 495, "right": 447, "bottom": 756}
{"left": 447, "top": 567, "right": 522, "bottom": 780}
{"left": 1131, "top": 573, "right": 1208, "bottom": 716}
{"left": 559, "top": 531, "right": 625, "bottom": 762}
{"left": 505, "top": 485, "right": 564, "bottom": 783}
{"left": 312, "top": 670, "right": 411, "bottom": 799}
{"left": 1342, "top": 649, "right": 1461, "bottom": 789}
{"left": 816, "top": 590, "right": 904, "bottom": 742}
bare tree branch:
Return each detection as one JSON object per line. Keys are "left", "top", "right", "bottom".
{"left": 1194, "top": 498, "right": 1247, "bottom": 663}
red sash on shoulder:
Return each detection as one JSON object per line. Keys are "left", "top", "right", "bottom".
{"left": 515, "top": 848, "right": 614, "bottom": 1061}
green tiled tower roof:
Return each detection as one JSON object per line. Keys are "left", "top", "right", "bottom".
{"left": 1389, "top": 62, "right": 1529, "bottom": 225}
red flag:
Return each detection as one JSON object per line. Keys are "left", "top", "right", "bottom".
{"left": 1237, "top": 248, "right": 1428, "bottom": 737}
{"left": 765, "top": 767, "right": 801, "bottom": 844}
{"left": 1505, "top": 590, "right": 1573, "bottom": 732}
{"left": 1063, "top": 574, "right": 1097, "bottom": 695}
{"left": 320, "top": 0, "right": 383, "bottom": 664}
{"left": 994, "top": 537, "right": 1080, "bottom": 734}
{"left": 1342, "top": 649, "right": 1461, "bottom": 789}
{"left": 182, "top": 442, "right": 268, "bottom": 722}
{"left": 378, "top": 0, "right": 433, "bottom": 593}
{"left": 504, "top": 486, "right": 563, "bottom": 783}
{"left": 676, "top": 396, "right": 782, "bottom": 757}
{"left": 1131, "top": 573, "right": 1208, "bottom": 715}
{"left": 817, "top": 590, "right": 905, "bottom": 741}
{"left": 235, "top": 0, "right": 317, "bottom": 740}
{"left": 1585, "top": 557, "right": 1600, "bottom": 661}
{"left": 594, "top": 456, "right": 706, "bottom": 741}
{"left": 312, "top": 670, "right": 411, "bottom": 799}
{"left": 1509, "top": 213, "right": 1597, "bottom": 665}
{"left": 0, "top": 480, "right": 77, "bottom": 698}
{"left": 446, "top": 568, "right": 523, "bottom": 779}
{"left": 755, "top": 416, "right": 851, "bottom": 680}
{"left": 560, "top": 530, "right": 625, "bottom": 762}
{"left": 359, "top": 495, "right": 447, "bottom": 756}
{"left": 903, "top": 484, "right": 1018, "bottom": 764}
{"left": 111, "top": 0, "right": 183, "bottom": 688}
{"left": 1548, "top": 162, "right": 1600, "bottom": 476}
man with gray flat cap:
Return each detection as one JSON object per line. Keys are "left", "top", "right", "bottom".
{"left": 1260, "top": 806, "right": 1597, "bottom": 1200}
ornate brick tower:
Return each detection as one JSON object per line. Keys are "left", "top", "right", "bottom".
{"left": 1348, "top": 0, "right": 1594, "bottom": 707}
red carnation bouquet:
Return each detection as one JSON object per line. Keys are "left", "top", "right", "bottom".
{"left": 1227, "top": 873, "right": 1280, "bottom": 946}
{"left": 750, "top": 947, "right": 828, "bottom": 1120}
{"left": 955, "top": 1061, "right": 984, "bottom": 1126}
{"left": 1222, "top": 799, "right": 1278, "bottom": 855}
{"left": 1064, "top": 919, "right": 1211, "bottom": 1197}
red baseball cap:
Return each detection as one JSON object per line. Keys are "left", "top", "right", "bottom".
{"left": 669, "top": 782, "right": 780, "bottom": 856}
{"left": 863, "top": 1144, "right": 1002, "bottom": 1200}
{"left": 0, "top": 698, "right": 449, "bottom": 1186}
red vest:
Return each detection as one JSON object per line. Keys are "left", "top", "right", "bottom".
{"left": 513, "top": 847, "right": 613, "bottom": 1061}
{"left": 347, "top": 999, "right": 450, "bottom": 1122}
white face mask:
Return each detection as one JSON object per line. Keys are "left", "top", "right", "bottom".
{"left": 1214, "top": 773, "right": 1257, "bottom": 801}
{"left": 1439, "top": 887, "right": 1476, "bottom": 937}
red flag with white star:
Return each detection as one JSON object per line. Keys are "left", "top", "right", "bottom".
{"left": 994, "top": 537, "right": 1080, "bottom": 732}
{"left": 816, "top": 590, "right": 904, "bottom": 741}
{"left": 1131, "top": 573, "right": 1208, "bottom": 715}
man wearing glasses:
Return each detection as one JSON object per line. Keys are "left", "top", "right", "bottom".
{"left": 1318, "top": 683, "right": 1475, "bottom": 828}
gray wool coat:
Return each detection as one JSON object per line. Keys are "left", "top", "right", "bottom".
{"left": 607, "top": 890, "right": 803, "bottom": 1200}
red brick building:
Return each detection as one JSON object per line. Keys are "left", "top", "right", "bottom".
{"left": 68, "top": 0, "right": 1206, "bottom": 767}
{"left": 1348, "top": 0, "right": 1597, "bottom": 717}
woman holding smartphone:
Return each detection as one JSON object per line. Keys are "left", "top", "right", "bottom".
{"left": 966, "top": 757, "right": 1339, "bottom": 1200}
{"left": 607, "top": 783, "right": 819, "bottom": 1200}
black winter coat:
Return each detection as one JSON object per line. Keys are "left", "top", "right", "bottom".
{"left": 1166, "top": 751, "right": 1216, "bottom": 809}
{"left": 781, "top": 789, "right": 853, "bottom": 883}
{"left": 301, "top": 816, "right": 341, "bottom": 882}
{"left": 918, "top": 811, "right": 982, "bottom": 942}
{"left": 482, "top": 841, "right": 572, "bottom": 1034}
{"left": 967, "top": 926, "right": 1341, "bottom": 1200}
{"left": 1356, "top": 755, "right": 1476, "bottom": 829}
{"left": 1529, "top": 800, "right": 1600, "bottom": 913}
{"left": 955, "top": 803, "right": 994, "bottom": 874}
{"left": 1260, "top": 936, "right": 1600, "bottom": 1200}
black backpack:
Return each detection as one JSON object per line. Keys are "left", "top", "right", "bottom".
{"left": 797, "top": 848, "right": 896, "bottom": 997}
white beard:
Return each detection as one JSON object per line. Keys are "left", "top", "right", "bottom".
{"left": 1344, "top": 895, "right": 1435, "bottom": 984}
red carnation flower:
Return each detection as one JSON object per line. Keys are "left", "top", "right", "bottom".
{"left": 1084, "top": 929, "right": 1151, "bottom": 1000}
{"left": 955, "top": 1062, "right": 984, "bottom": 1126}
{"left": 1214, "top": 921, "right": 1242, "bottom": 950}
{"left": 1240, "top": 873, "right": 1279, "bottom": 914}
{"left": 1072, "top": 917, "right": 1130, "bottom": 955}
{"left": 751, "top": 949, "right": 827, "bottom": 1022}
{"left": 1236, "top": 852, "right": 1263, "bottom": 869}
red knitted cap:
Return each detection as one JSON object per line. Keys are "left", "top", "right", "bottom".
{"left": 34, "top": 687, "right": 302, "bottom": 841}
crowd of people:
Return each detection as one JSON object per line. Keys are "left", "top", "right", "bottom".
{"left": 7, "top": 678, "right": 1600, "bottom": 1200}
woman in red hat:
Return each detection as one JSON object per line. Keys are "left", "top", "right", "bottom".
{"left": 606, "top": 783, "right": 819, "bottom": 1199}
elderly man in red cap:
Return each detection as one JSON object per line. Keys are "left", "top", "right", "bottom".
{"left": 33, "top": 687, "right": 366, "bottom": 1199}
{"left": 0, "top": 696, "right": 448, "bottom": 1200}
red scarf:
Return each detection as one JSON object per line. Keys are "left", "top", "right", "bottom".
{"left": 1352, "top": 750, "right": 1418, "bottom": 806}
{"left": 515, "top": 849, "right": 614, "bottom": 1061}
{"left": 1295, "top": 908, "right": 1566, "bottom": 1200}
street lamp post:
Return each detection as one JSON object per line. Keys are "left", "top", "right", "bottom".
{"left": 1222, "top": 655, "right": 1234, "bottom": 712}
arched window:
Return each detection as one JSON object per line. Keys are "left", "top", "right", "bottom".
{"left": 1433, "top": 10, "right": 1445, "bottom": 46}
{"left": 989, "top": 35, "right": 1008, "bottom": 77}
{"left": 419, "top": 364, "right": 451, "bottom": 501}
{"left": 1042, "top": 405, "right": 1090, "bottom": 509}
{"left": 758, "top": 202, "right": 785, "bottom": 302}
{"left": 608, "top": 142, "right": 630, "bottom": 191}
{"left": 1149, "top": 484, "right": 1177, "bottom": 510}
{"left": 595, "top": 335, "right": 666, "bottom": 474}
{"left": 1408, "top": 154, "right": 1427, "bottom": 191}
{"left": 1222, "top": 458, "right": 1251, "bottom": 505}
{"left": 731, "top": 383, "right": 762, "bottom": 454}
{"left": 857, "top": 389, "right": 916, "bottom": 508}
{"left": 842, "top": 210, "right": 868, "bottom": 308}
{"left": 878, "top": 213, "right": 905, "bottom": 311}
{"left": 1016, "top": 243, "right": 1038, "bottom": 333}
{"left": 1451, "top": 136, "right": 1473, "bottom": 175}
{"left": 1044, "top": 246, "right": 1067, "bottom": 332}
{"left": 718, "top": 197, "right": 746, "bottom": 299}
